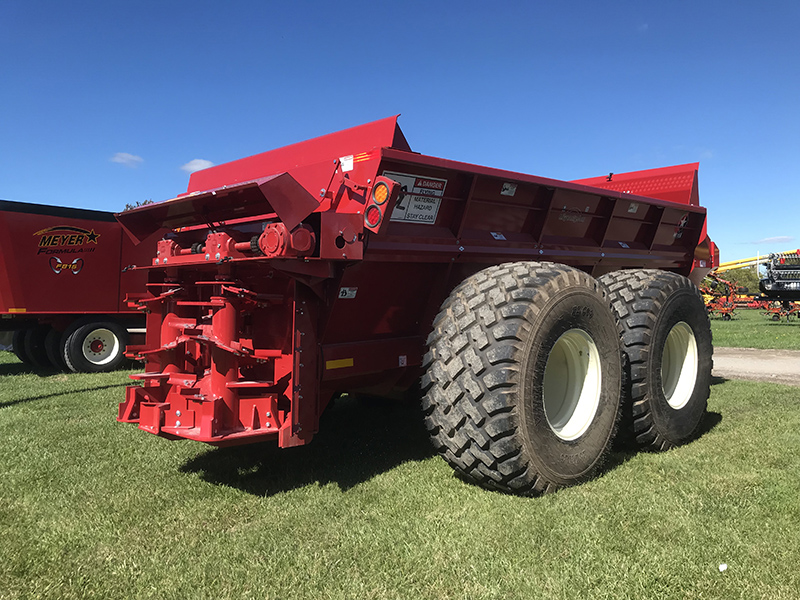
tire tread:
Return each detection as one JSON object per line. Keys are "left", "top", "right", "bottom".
{"left": 423, "top": 261, "right": 618, "bottom": 495}
{"left": 599, "top": 269, "right": 711, "bottom": 450}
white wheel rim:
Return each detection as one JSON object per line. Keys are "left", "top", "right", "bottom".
{"left": 543, "top": 329, "right": 602, "bottom": 441}
{"left": 661, "top": 321, "right": 698, "bottom": 409}
{"left": 81, "top": 328, "right": 120, "bottom": 366}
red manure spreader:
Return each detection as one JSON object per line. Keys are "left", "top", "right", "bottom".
{"left": 117, "top": 117, "right": 716, "bottom": 495}
{"left": 0, "top": 200, "right": 159, "bottom": 372}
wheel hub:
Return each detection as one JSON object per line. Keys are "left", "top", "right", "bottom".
{"left": 661, "top": 321, "right": 698, "bottom": 409}
{"left": 81, "top": 328, "right": 120, "bottom": 365}
{"left": 543, "top": 329, "right": 602, "bottom": 441}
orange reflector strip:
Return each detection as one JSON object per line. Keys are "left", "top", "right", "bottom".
{"left": 326, "top": 358, "right": 354, "bottom": 370}
{"left": 8, "top": 308, "right": 26, "bottom": 313}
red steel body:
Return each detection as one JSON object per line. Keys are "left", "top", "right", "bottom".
{"left": 116, "top": 116, "right": 716, "bottom": 448}
{"left": 0, "top": 200, "right": 157, "bottom": 331}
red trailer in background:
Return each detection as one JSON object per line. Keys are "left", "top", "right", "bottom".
{"left": 0, "top": 200, "right": 159, "bottom": 372}
{"left": 116, "top": 116, "right": 716, "bottom": 495}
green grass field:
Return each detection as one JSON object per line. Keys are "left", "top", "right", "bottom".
{"left": 710, "top": 307, "right": 800, "bottom": 350}
{"left": 1, "top": 349, "right": 800, "bottom": 600}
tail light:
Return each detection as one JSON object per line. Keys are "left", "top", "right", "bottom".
{"left": 363, "top": 176, "right": 400, "bottom": 233}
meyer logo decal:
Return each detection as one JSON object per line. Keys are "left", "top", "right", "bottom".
{"left": 50, "top": 256, "right": 84, "bottom": 275}
{"left": 558, "top": 207, "right": 586, "bottom": 223}
{"left": 673, "top": 213, "right": 689, "bottom": 239}
{"left": 35, "top": 225, "right": 100, "bottom": 255}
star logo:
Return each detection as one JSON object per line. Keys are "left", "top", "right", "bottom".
{"left": 85, "top": 229, "right": 100, "bottom": 244}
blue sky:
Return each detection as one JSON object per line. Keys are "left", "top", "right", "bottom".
{"left": 1, "top": 1, "right": 797, "bottom": 263}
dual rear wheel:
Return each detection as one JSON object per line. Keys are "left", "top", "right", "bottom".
{"left": 11, "top": 320, "right": 129, "bottom": 373}
{"left": 599, "top": 269, "right": 713, "bottom": 450}
{"left": 422, "top": 262, "right": 712, "bottom": 495}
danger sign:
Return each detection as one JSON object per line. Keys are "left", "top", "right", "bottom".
{"left": 383, "top": 171, "right": 447, "bottom": 225}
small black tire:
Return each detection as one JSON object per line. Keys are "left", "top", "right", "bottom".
{"left": 422, "top": 261, "right": 622, "bottom": 495}
{"left": 63, "top": 321, "right": 129, "bottom": 373}
{"left": 722, "top": 313, "right": 732, "bottom": 321}
{"left": 599, "top": 269, "right": 712, "bottom": 450}
{"left": 23, "top": 325, "right": 53, "bottom": 369}
{"left": 12, "top": 329, "right": 33, "bottom": 366}
{"left": 44, "top": 328, "right": 68, "bottom": 371}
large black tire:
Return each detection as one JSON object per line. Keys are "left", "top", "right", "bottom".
{"left": 63, "top": 320, "right": 129, "bottom": 373}
{"left": 44, "top": 327, "right": 68, "bottom": 371}
{"left": 421, "top": 262, "right": 622, "bottom": 495}
{"left": 599, "top": 269, "right": 712, "bottom": 450}
{"left": 23, "top": 325, "right": 53, "bottom": 369}
{"left": 12, "top": 329, "right": 33, "bottom": 366}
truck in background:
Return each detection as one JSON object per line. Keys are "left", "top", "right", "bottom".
{"left": 0, "top": 199, "right": 159, "bottom": 372}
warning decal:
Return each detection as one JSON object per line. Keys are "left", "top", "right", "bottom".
{"left": 384, "top": 171, "right": 447, "bottom": 225}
